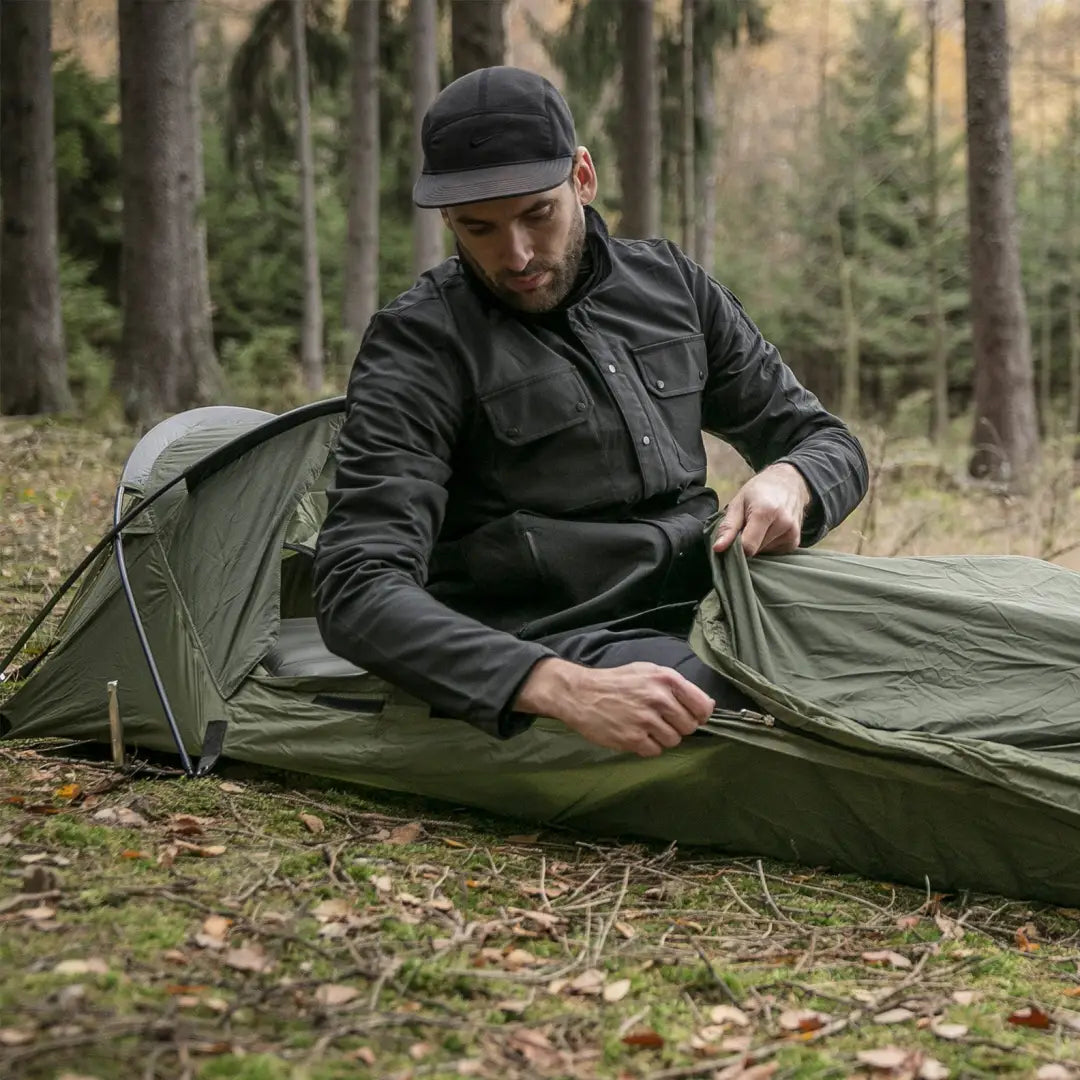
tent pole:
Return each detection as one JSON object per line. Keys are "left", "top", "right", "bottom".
{"left": 111, "top": 486, "right": 195, "bottom": 777}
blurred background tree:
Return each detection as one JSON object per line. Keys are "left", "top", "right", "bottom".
{"left": 0, "top": 0, "right": 1072, "bottom": 489}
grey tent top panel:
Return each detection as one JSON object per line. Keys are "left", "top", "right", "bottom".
{"left": 263, "top": 618, "right": 366, "bottom": 679}
{"left": 121, "top": 406, "right": 275, "bottom": 492}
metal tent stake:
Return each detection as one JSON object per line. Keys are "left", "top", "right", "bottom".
{"left": 107, "top": 680, "right": 124, "bottom": 766}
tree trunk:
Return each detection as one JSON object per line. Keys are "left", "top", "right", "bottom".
{"left": 0, "top": 0, "right": 71, "bottom": 416}
{"left": 179, "top": 0, "right": 221, "bottom": 405}
{"left": 926, "top": 0, "right": 948, "bottom": 446}
{"left": 1067, "top": 41, "right": 1080, "bottom": 448}
{"left": 1035, "top": 17, "right": 1053, "bottom": 435}
{"left": 451, "top": 0, "right": 506, "bottom": 78}
{"left": 692, "top": 0, "right": 716, "bottom": 270}
{"left": 964, "top": 0, "right": 1039, "bottom": 486}
{"left": 117, "top": 0, "right": 187, "bottom": 428}
{"left": 344, "top": 0, "right": 380, "bottom": 362}
{"left": 618, "top": 0, "right": 659, "bottom": 239}
{"left": 291, "top": 0, "right": 324, "bottom": 394}
{"left": 679, "top": 0, "right": 695, "bottom": 257}
{"left": 412, "top": 0, "right": 443, "bottom": 275}
{"left": 834, "top": 211, "right": 860, "bottom": 419}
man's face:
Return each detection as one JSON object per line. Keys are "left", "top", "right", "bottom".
{"left": 444, "top": 151, "right": 597, "bottom": 313}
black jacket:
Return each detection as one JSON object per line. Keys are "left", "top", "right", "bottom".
{"left": 314, "top": 209, "right": 868, "bottom": 735}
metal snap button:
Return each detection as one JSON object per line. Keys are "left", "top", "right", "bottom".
{"left": 575, "top": 401, "right": 587, "bottom": 412}
{"left": 642, "top": 435, "right": 651, "bottom": 446}
{"left": 608, "top": 364, "right": 617, "bottom": 374}
{"left": 507, "top": 426, "right": 520, "bottom": 437}
{"left": 656, "top": 380, "right": 665, "bottom": 390}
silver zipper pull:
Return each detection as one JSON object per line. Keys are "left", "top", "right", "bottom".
{"left": 709, "top": 707, "right": 775, "bottom": 727}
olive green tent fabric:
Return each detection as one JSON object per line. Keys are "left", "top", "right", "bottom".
{"left": 5, "top": 401, "right": 1080, "bottom": 906}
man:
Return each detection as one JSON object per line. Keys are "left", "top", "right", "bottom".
{"left": 314, "top": 67, "right": 867, "bottom": 759}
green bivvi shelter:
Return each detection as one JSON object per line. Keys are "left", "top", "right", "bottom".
{"left": 4, "top": 400, "right": 1080, "bottom": 905}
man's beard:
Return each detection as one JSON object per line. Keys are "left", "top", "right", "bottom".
{"left": 460, "top": 210, "right": 587, "bottom": 313}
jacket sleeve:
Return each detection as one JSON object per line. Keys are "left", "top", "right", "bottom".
{"left": 684, "top": 256, "right": 869, "bottom": 545}
{"left": 312, "top": 306, "right": 554, "bottom": 737}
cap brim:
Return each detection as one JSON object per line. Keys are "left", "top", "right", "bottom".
{"left": 413, "top": 156, "right": 574, "bottom": 209}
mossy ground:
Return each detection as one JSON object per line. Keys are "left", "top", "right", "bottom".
{"left": 3, "top": 417, "right": 1080, "bottom": 1079}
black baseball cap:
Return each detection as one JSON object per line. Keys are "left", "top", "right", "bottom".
{"left": 413, "top": 67, "right": 577, "bottom": 209}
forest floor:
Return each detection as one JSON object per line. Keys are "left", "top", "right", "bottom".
{"left": 3, "top": 414, "right": 1080, "bottom": 1080}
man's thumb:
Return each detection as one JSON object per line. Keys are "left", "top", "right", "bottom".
{"left": 713, "top": 499, "right": 744, "bottom": 552}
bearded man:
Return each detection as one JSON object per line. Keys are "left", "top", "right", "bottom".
{"left": 313, "top": 67, "right": 868, "bottom": 758}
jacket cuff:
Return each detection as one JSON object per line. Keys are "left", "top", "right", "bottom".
{"left": 463, "top": 644, "right": 555, "bottom": 740}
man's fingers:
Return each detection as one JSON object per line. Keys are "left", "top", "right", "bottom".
{"left": 667, "top": 673, "right": 715, "bottom": 725}
{"left": 712, "top": 498, "right": 745, "bottom": 553}
{"left": 739, "top": 508, "right": 771, "bottom": 557}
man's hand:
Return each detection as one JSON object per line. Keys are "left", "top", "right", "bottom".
{"left": 513, "top": 657, "right": 714, "bottom": 757}
{"left": 712, "top": 462, "right": 811, "bottom": 557}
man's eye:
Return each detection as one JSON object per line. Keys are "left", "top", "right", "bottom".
{"left": 528, "top": 206, "right": 554, "bottom": 223}
{"left": 466, "top": 225, "right": 493, "bottom": 236}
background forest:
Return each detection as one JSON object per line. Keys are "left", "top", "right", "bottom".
{"left": 1, "top": 0, "right": 1078, "bottom": 477}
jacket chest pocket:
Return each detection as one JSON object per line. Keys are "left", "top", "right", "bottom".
{"left": 479, "top": 368, "right": 611, "bottom": 512}
{"left": 631, "top": 334, "right": 708, "bottom": 470}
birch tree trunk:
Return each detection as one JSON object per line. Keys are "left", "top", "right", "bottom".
{"left": 117, "top": 0, "right": 187, "bottom": 428}
{"left": 618, "top": 0, "right": 659, "bottom": 239}
{"left": 412, "top": 0, "right": 443, "bottom": 275}
{"left": 291, "top": 0, "right": 324, "bottom": 394}
{"left": 0, "top": 0, "right": 71, "bottom": 415}
{"left": 451, "top": 0, "right": 506, "bottom": 78}
{"left": 964, "top": 0, "right": 1039, "bottom": 486}
{"left": 344, "top": 0, "right": 380, "bottom": 361}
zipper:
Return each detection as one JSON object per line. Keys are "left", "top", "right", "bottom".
{"left": 710, "top": 707, "right": 775, "bottom": 727}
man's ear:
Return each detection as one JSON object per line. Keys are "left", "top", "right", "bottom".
{"left": 573, "top": 147, "right": 598, "bottom": 206}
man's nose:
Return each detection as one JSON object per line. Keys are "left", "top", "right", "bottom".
{"left": 502, "top": 226, "right": 533, "bottom": 273}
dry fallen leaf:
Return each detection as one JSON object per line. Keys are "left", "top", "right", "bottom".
{"left": 857, "top": 1046, "right": 910, "bottom": 1069}
{"left": 386, "top": 822, "right": 422, "bottom": 845}
{"left": 875, "top": 1007, "right": 916, "bottom": 1025}
{"left": 54, "top": 784, "right": 81, "bottom": 800}
{"left": 507, "top": 1029, "right": 562, "bottom": 1069}
{"left": 92, "top": 807, "right": 147, "bottom": 828}
{"left": 202, "top": 914, "right": 232, "bottom": 939}
{"left": 0, "top": 1028, "right": 35, "bottom": 1046}
{"left": 408, "top": 1042, "right": 432, "bottom": 1061}
{"left": 622, "top": 1029, "right": 665, "bottom": 1049}
{"left": 603, "top": 978, "right": 631, "bottom": 1003}
{"left": 715, "top": 1063, "right": 777, "bottom": 1080}
{"left": 370, "top": 875, "right": 392, "bottom": 893}
{"left": 1008, "top": 1005, "right": 1053, "bottom": 1030}
{"left": 312, "top": 898, "right": 350, "bottom": 921}
{"left": 862, "top": 949, "right": 913, "bottom": 970}
{"left": 219, "top": 782, "right": 245, "bottom": 794}
{"left": 1036, "top": 1066, "right": 1078, "bottom": 1080}
{"left": 710, "top": 1004, "right": 751, "bottom": 1027}
{"left": 1016, "top": 926, "right": 1040, "bottom": 952}
{"left": 54, "top": 958, "right": 108, "bottom": 976}
{"left": 223, "top": 945, "right": 271, "bottom": 973}
{"left": 348, "top": 1047, "right": 377, "bottom": 1066}
{"left": 173, "top": 841, "right": 226, "bottom": 858}
{"left": 162, "top": 949, "right": 188, "bottom": 964}
{"left": 615, "top": 920, "right": 636, "bottom": 940}
{"left": 919, "top": 1057, "right": 950, "bottom": 1080}
{"left": 778, "top": 1009, "right": 829, "bottom": 1033}
{"left": 934, "top": 912, "right": 963, "bottom": 940}
{"left": 503, "top": 948, "right": 539, "bottom": 970}
{"left": 951, "top": 990, "right": 978, "bottom": 1006}
{"left": 314, "top": 984, "right": 359, "bottom": 1007}
{"left": 931, "top": 1021, "right": 968, "bottom": 1040}
{"left": 299, "top": 813, "right": 325, "bottom": 835}
{"left": 569, "top": 968, "right": 606, "bottom": 995}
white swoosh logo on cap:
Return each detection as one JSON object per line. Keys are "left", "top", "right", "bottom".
{"left": 469, "top": 133, "right": 496, "bottom": 148}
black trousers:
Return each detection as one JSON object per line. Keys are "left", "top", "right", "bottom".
{"left": 537, "top": 622, "right": 756, "bottom": 714}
